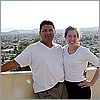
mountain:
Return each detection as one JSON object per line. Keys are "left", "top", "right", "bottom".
{"left": 80, "top": 26, "right": 99, "bottom": 31}
{"left": 1, "top": 29, "right": 38, "bottom": 35}
{"left": 1, "top": 26, "right": 99, "bottom": 35}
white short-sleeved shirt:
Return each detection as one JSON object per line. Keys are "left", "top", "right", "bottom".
{"left": 63, "top": 45, "right": 99, "bottom": 82}
{"left": 14, "top": 41, "right": 64, "bottom": 93}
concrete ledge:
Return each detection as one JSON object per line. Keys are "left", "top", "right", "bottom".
{"left": 0, "top": 71, "right": 35, "bottom": 99}
{"left": 0, "top": 67, "right": 99, "bottom": 99}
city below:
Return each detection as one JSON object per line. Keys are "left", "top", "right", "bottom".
{"left": 1, "top": 26, "right": 99, "bottom": 69}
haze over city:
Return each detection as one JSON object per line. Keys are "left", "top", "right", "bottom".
{"left": 1, "top": 1, "right": 99, "bottom": 32}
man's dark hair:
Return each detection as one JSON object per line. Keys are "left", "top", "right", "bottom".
{"left": 39, "top": 20, "right": 55, "bottom": 32}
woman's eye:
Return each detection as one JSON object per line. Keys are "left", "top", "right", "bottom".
{"left": 73, "top": 35, "right": 76, "bottom": 37}
{"left": 68, "top": 35, "right": 71, "bottom": 37}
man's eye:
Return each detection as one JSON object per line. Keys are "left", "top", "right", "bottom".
{"left": 42, "top": 30, "right": 47, "bottom": 32}
{"left": 49, "top": 29, "right": 53, "bottom": 32}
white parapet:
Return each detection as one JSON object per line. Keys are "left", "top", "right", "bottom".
{"left": 0, "top": 67, "right": 99, "bottom": 99}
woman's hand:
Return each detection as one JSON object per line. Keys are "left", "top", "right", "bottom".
{"left": 78, "top": 80, "right": 93, "bottom": 88}
{"left": 79, "top": 68, "right": 99, "bottom": 88}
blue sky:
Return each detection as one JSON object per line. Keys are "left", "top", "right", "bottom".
{"left": 1, "top": 1, "right": 99, "bottom": 32}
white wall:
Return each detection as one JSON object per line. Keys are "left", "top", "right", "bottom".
{"left": 0, "top": 71, "right": 35, "bottom": 99}
{"left": 0, "top": 68, "right": 99, "bottom": 99}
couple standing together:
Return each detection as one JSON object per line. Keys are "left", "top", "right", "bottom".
{"left": 1, "top": 20, "right": 99, "bottom": 99}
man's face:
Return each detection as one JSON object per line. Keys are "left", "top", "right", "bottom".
{"left": 39, "top": 25, "right": 55, "bottom": 43}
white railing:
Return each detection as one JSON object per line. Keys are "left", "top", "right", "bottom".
{"left": 0, "top": 67, "right": 99, "bottom": 99}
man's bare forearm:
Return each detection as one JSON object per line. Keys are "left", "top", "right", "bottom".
{"left": 1, "top": 60, "right": 20, "bottom": 72}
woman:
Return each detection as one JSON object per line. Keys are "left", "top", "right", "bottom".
{"left": 63, "top": 26, "right": 99, "bottom": 99}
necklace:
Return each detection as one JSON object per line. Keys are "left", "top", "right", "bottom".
{"left": 68, "top": 45, "right": 80, "bottom": 54}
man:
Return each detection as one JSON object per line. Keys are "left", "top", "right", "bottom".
{"left": 1, "top": 20, "right": 68, "bottom": 99}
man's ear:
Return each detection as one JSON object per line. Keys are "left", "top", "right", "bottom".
{"left": 39, "top": 31, "right": 41, "bottom": 35}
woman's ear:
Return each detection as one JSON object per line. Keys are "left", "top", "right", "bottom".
{"left": 54, "top": 30, "right": 56, "bottom": 34}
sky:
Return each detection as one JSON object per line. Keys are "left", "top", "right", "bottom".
{"left": 1, "top": 1, "right": 99, "bottom": 32}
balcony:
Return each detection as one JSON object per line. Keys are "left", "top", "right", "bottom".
{"left": 0, "top": 67, "right": 99, "bottom": 99}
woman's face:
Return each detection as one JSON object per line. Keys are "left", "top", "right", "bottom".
{"left": 65, "top": 30, "right": 79, "bottom": 46}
